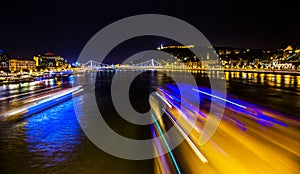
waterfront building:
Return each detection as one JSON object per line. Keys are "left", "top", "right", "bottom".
{"left": 8, "top": 59, "right": 36, "bottom": 72}
{"left": 33, "top": 52, "right": 65, "bottom": 69}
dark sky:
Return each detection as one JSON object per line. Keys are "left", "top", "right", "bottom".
{"left": 1, "top": 0, "right": 299, "bottom": 63}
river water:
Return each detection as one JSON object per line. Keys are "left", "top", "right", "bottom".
{"left": 0, "top": 70, "right": 299, "bottom": 173}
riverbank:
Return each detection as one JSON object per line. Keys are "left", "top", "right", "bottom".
{"left": 115, "top": 66, "right": 300, "bottom": 75}
{"left": 222, "top": 69, "right": 300, "bottom": 75}
{"left": 0, "top": 71, "right": 74, "bottom": 85}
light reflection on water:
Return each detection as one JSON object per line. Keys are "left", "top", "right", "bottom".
{"left": 24, "top": 97, "right": 83, "bottom": 168}
{"left": 223, "top": 71, "right": 300, "bottom": 89}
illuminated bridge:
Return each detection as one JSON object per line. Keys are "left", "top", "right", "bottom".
{"left": 83, "top": 59, "right": 164, "bottom": 70}
{"left": 131, "top": 59, "right": 162, "bottom": 68}
{"left": 83, "top": 60, "right": 113, "bottom": 70}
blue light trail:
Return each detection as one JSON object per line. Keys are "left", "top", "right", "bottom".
{"left": 192, "top": 88, "right": 247, "bottom": 109}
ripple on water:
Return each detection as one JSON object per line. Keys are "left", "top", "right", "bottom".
{"left": 24, "top": 97, "right": 84, "bottom": 168}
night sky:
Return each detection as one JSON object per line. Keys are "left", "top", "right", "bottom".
{"left": 1, "top": 0, "right": 299, "bottom": 63}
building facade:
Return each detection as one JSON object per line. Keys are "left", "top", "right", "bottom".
{"left": 34, "top": 52, "right": 65, "bottom": 68}
{"left": 8, "top": 59, "right": 36, "bottom": 72}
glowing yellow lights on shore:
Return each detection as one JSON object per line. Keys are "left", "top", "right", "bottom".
{"left": 157, "top": 44, "right": 195, "bottom": 50}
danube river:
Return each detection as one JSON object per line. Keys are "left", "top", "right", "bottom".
{"left": 0, "top": 70, "right": 299, "bottom": 173}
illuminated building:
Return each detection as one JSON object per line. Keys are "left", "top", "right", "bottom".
{"left": 8, "top": 59, "right": 36, "bottom": 72}
{"left": 33, "top": 52, "right": 65, "bottom": 68}
{"left": 284, "top": 45, "right": 293, "bottom": 54}
{"left": 157, "top": 44, "right": 195, "bottom": 50}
